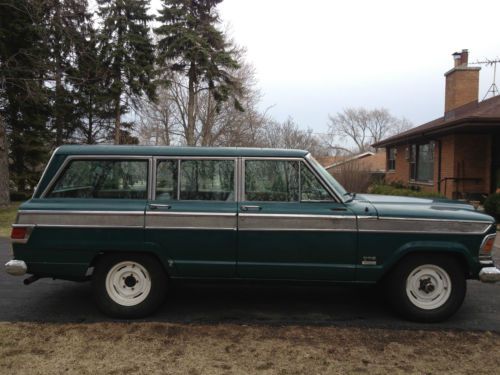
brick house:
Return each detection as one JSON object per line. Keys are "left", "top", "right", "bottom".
{"left": 373, "top": 49, "right": 500, "bottom": 200}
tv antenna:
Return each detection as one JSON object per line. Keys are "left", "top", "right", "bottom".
{"left": 472, "top": 58, "right": 500, "bottom": 100}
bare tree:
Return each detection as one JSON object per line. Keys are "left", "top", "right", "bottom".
{"left": 137, "top": 55, "right": 266, "bottom": 148}
{"left": 259, "top": 117, "right": 329, "bottom": 156}
{"left": 0, "top": 115, "right": 10, "bottom": 207}
{"left": 327, "top": 107, "right": 412, "bottom": 154}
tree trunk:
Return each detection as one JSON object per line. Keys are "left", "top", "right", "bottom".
{"left": 114, "top": 94, "right": 121, "bottom": 144}
{"left": 54, "top": 65, "right": 64, "bottom": 145}
{"left": 0, "top": 115, "right": 10, "bottom": 207}
{"left": 186, "top": 62, "right": 196, "bottom": 146}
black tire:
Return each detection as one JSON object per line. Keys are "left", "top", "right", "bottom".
{"left": 92, "top": 253, "right": 167, "bottom": 319}
{"left": 384, "top": 254, "right": 466, "bottom": 323}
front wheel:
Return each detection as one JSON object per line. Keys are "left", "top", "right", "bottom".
{"left": 385, "top": 254, "right": 466, "bottom": 322}
{"left": 92, "top": 254, "right": 167, "bottom": 319}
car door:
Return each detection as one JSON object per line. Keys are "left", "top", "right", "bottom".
{"left": 145, "top": 157, "right": 238, "bottom": 278}
{"left": 237, "top": 158, "right": 357, "bottom": 281}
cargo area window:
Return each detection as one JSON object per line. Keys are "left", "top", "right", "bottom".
{"left": 47, "top": 159, "right": 148, "bottom": 199}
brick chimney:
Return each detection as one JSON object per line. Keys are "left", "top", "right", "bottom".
{"left": 444, "top": 49, "right": 480, "bottom": 114}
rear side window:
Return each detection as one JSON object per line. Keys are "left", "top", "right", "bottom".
{"left": 47, "top": 159, "right": 148, "bottom": 199}
{"left": 180, "top": 160, "right": 234, "bottom": 201}
{"left": 155, "top": 159, "right": 235, "bottom": 201}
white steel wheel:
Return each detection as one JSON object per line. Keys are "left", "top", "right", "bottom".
{"left": 405, "top": 264, "right": 452, "bottom": 310}
{"left": 105, "top": 261, "right": 152, "bottom": 307}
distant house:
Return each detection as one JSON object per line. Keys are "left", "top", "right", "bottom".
{"left": 373, "top": 49, "right": 500, "bottom": 200}
{"left": 318, "top": 151, "right": 386, "bottom": 193}
{"left": 322, "top": 151, "right": 386, "bottom": 173}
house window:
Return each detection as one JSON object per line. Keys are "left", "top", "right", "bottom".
{"left": 409, "top": 142, "right": 434, "bottom": 183}
{"left": 387, "top": 148, "right": 396, "bottom": 171}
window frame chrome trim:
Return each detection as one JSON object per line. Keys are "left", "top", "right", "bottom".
{"left": 304, "top": 153, "right": 343, "bottom": 202}
{"left": 40, "top": 155, "right": 153, "bottom": 199}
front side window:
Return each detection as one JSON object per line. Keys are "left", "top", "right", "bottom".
{"left": 300, "top": 163, "right": 333, "bottom": 201}
{"left": 245, "top": 160, "right": 299, "bottom": 202}
{"left": 245, "top": 160, "right": 332, "bottom": 202}
{"left": 48, "top": 159, "right": 148, "bottom": 199}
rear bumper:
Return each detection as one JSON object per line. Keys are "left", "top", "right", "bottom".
{"left": 479, "top": 267, "right": 500, "bottom": 283}
{"left": 5, "top": 260, "right": 27, "bottom": 276}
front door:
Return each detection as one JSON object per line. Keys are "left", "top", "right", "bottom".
{"left": 237, "top": 159, "right": 357, "bottom": 281}
{"left": 145, "top": 158, "right": 237, "bottom": 278}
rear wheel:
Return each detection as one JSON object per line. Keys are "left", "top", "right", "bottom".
{"left": 92, "top": 254, "right": 167, "bottom": 318}
{"left": 385, "top": 254, "right": 466, "bottom": 322}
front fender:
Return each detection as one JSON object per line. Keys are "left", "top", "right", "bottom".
{"left": 383, "top": 241, "right": 475, "bottom": 275}
{"left": 356, "top": 239, "right": 478, "bottom": 283}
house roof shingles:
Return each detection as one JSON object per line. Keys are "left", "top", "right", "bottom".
{"left": 372, "top": 95, "right": 500, "bottom": 148}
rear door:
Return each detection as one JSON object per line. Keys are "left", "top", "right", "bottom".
{"left": 237, "top": 158, "right": 357, "bottom": 281}
{"left": 145, "top": 158, "right": 238, "bottom": 278}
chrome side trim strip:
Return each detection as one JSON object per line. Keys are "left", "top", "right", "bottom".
{"left": 239, "top": 213, "right": 357, "bottom": 231}
{"left": 18, "top": 210, "right": 144, "bottom": 216}
{"left": 358, "top": 217, "right": 491, "bottom": 235}
{"left": 240, "top": 213, "right": 356, "bottom": 220}
{"left": 147, "top": 211, "right": 236, "bottom": 217}
{"left": 363, "top": 216, "right": 493, "bottom": 224}
{"left": 145, "top": 212, "right": 237, "bottom": 230}
{"left": 35, "top": 224, "right": 143, "bottom": 229}
{"left": 17, "top": 211, "right": 144, "bottom": 228}
{"left": 146, "top": 226, "right": 236, "bottom": 231}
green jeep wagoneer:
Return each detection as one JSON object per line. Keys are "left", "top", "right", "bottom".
{"left": 5, "top": 145, "right": 500, "bottom": 321}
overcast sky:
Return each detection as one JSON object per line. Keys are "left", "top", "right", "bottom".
{"left": 151, "top": 0, "right": 499, "bottom": 133}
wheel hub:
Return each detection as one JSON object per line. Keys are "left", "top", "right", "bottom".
{"left": 124, "top": 275, "right": 137, "bottom": 288}
{"left": 418, "top": 277, "right": 435, "bottom": 294}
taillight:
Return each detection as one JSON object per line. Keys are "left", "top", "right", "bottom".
{"left": 10, "top": 225, "right": 34, "bottom": 243}
{"left": 480, "top": 234, "right": 496, "bottom": 255}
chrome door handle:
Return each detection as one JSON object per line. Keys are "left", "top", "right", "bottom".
{"left": 240, "top": 205, "right": 261, "bottom": 211}
{"left": 149, "top": 203, "right": 171, "bottom": 210}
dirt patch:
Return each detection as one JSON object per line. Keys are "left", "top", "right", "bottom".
{"left": 0, "top": 322, "right": 499, "bottom": 374}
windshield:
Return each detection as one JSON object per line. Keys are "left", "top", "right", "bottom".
{"left": 306, "top": 154, "right": 348, "bottom": 201}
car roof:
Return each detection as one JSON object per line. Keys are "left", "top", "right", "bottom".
{"left": 55, "top": 145, "right": 309, "bottom": 158}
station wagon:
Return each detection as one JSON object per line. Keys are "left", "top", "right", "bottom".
{"left": 5, "top": 145, "right": 500, "bottom": 321}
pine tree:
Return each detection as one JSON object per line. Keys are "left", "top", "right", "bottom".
{"left": 70, "top": 24, "right": 114, "bottom": 144}
{"left": 0, "top": 0, "right": 51, "bottom": 192}
{"left": 155, "top": 0, "right": 241, "bottom": 146}
{"left": 97, "top": 0, "right": 156, "bottom": 144}
{"left": 41, "top": 0, "right": 91, "bottom": 146}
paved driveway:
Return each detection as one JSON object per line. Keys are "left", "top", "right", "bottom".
{"left": 1, "top": 237, "right": 499, "bottom": 331}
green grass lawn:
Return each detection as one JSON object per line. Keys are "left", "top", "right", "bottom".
{"left": 0, "top": 202, "right": 21, "bottom": 237}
